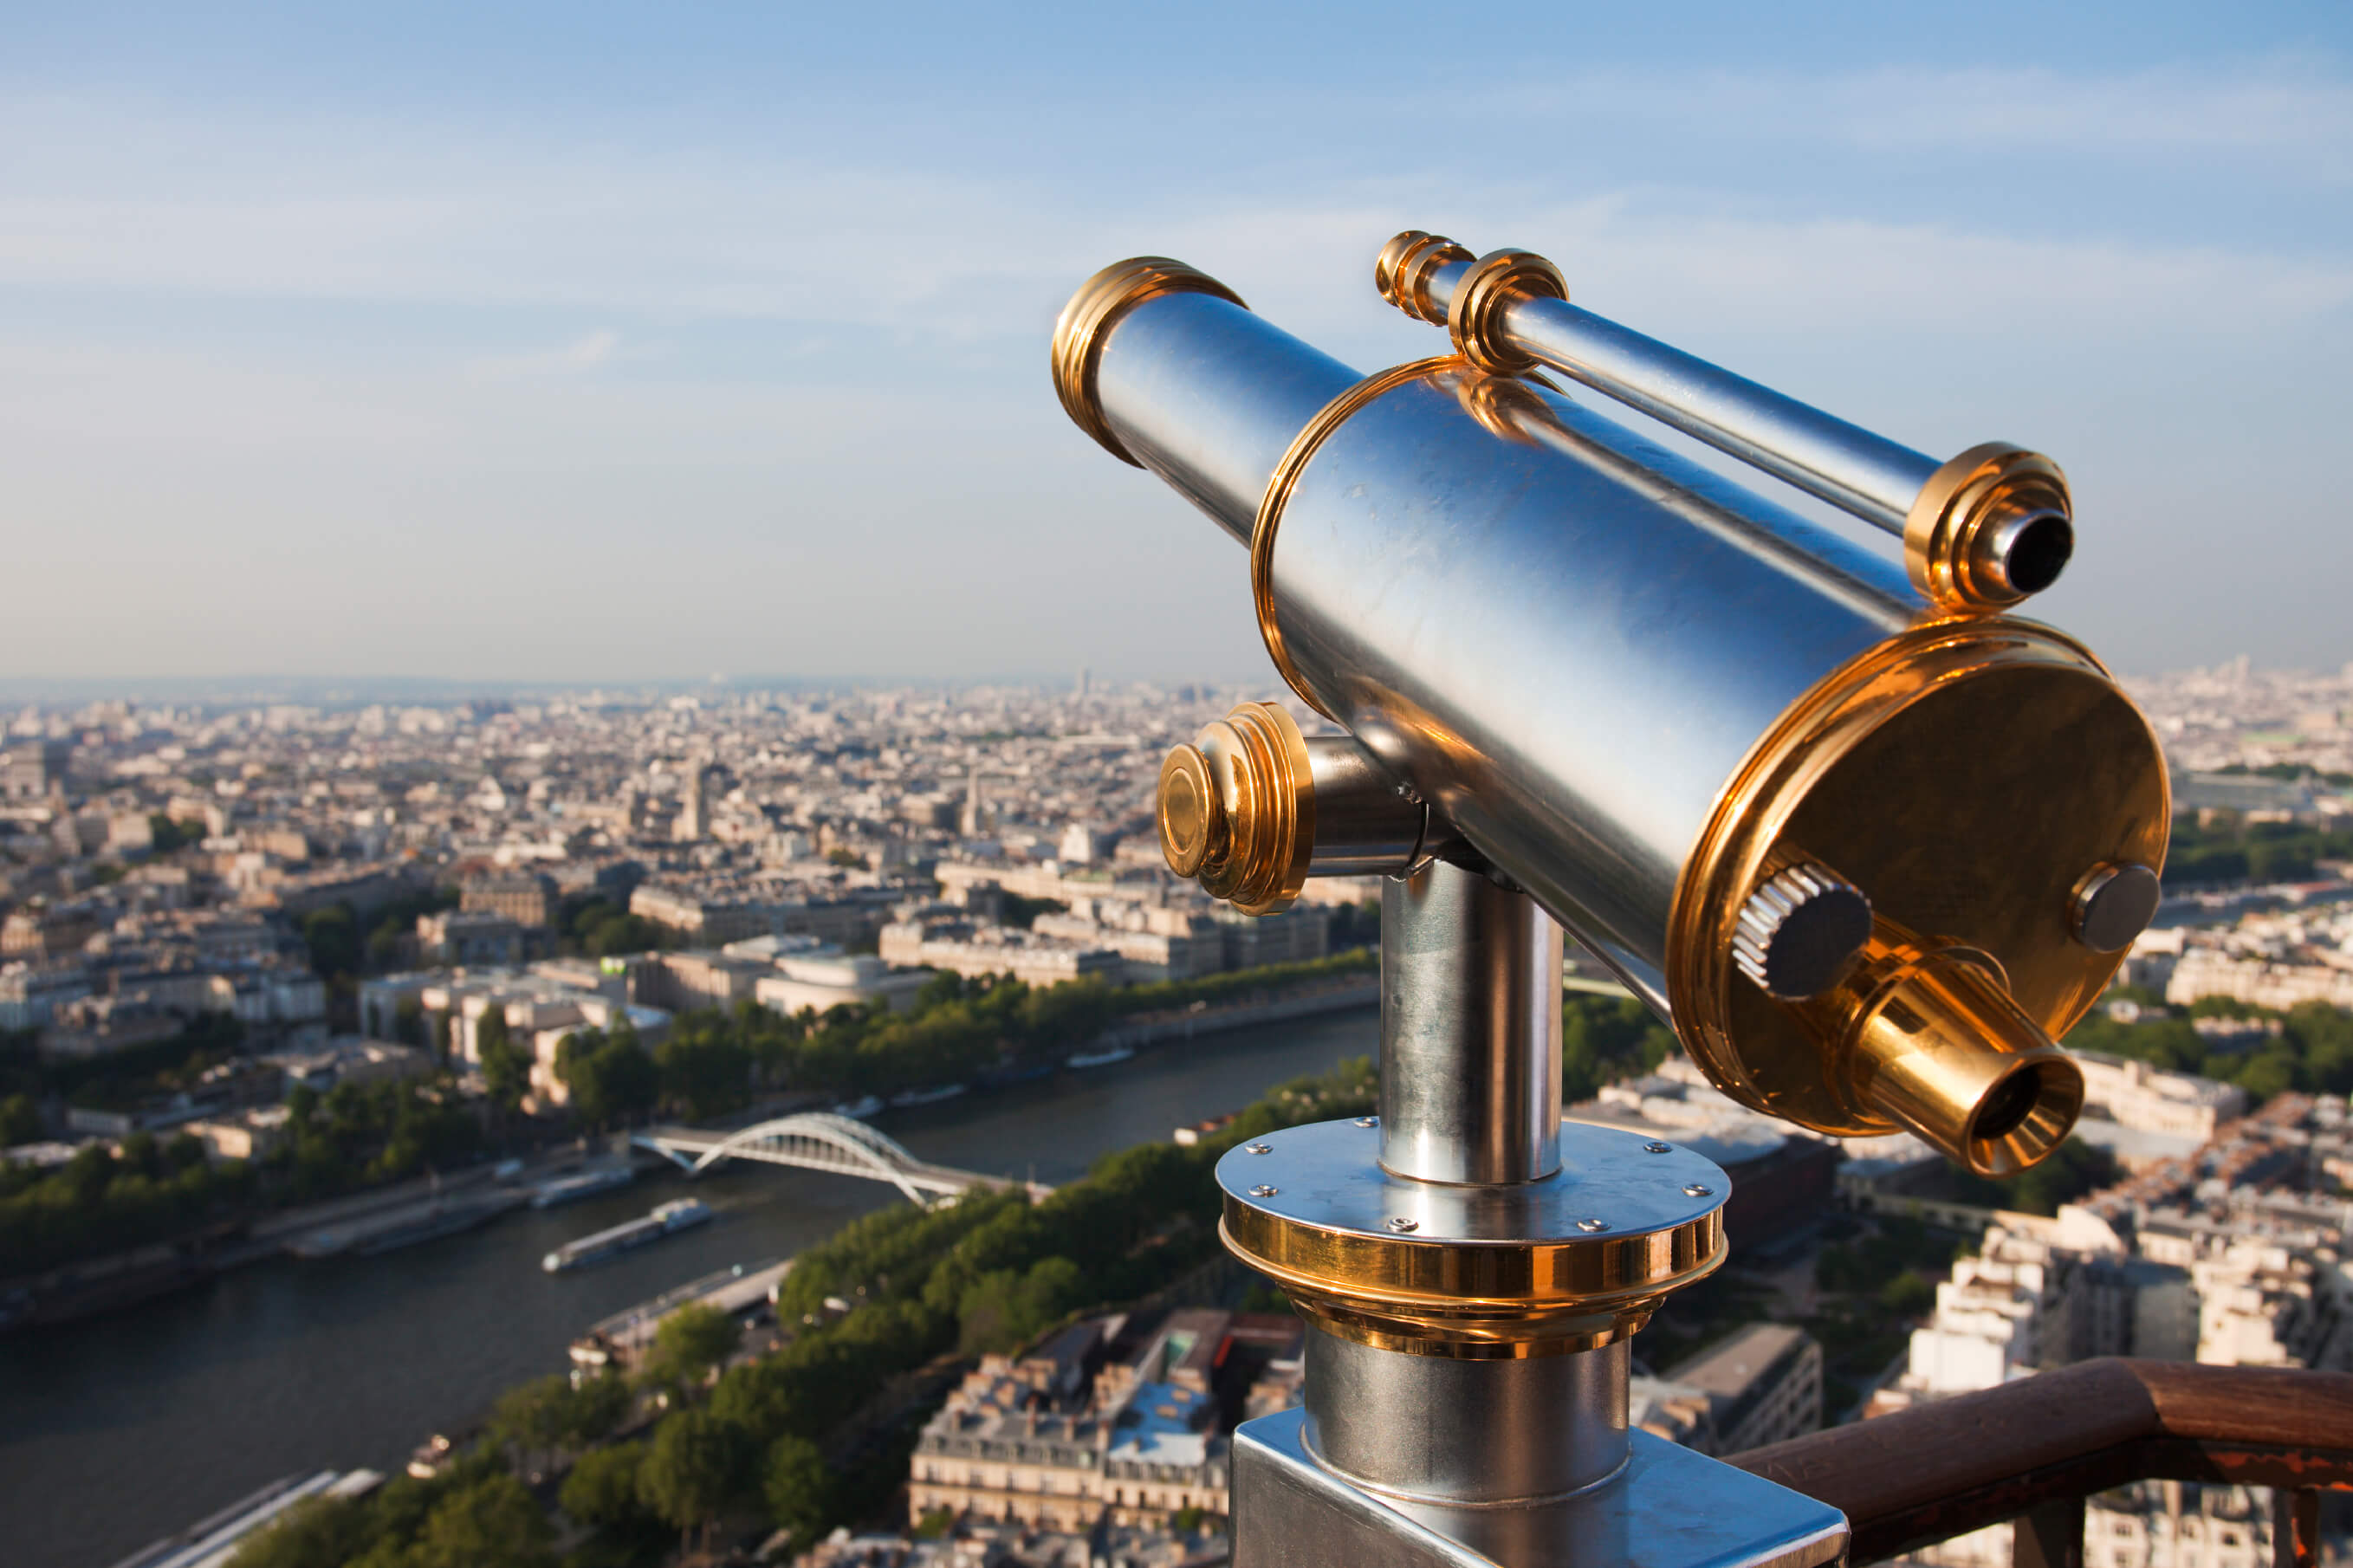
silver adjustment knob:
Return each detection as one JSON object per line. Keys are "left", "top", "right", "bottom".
{"left": 1733, "top": 862, "right": 1873, "bottom": 1000}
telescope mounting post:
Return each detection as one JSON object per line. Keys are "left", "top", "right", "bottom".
{"left": 1047, "top": 237, "right": 2169, "bottom": 1564}
{"left": 1219, "top": 854, "right": 1848, "bottom": 1568}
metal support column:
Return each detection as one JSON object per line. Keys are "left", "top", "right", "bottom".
{"left": 1218, "top": 851, "right": 1849, "bottom": 1568}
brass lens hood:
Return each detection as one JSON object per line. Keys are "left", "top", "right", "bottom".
{"left": 1051, "top": 256, "right": 1248, "bottom": 465}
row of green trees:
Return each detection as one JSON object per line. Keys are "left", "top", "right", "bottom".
{"left": 2065, "top": 995, "right": 2353, "bottom": 1104}
{"left": 2164, "top": 813, "right": 2353, "bottom": 888}
{"left": 220, "top": 1456, "right": 561, "bottom": 1568}
{"left": 228, "top": 1056, "right": 1383, "bottom": 1567}
{"left": 538, "top": 966, "right": 1663, "bottom": 1135}
{"left": 548, "top": 949, "right": 1381, "bottom": 1129}
{"left": 0, "top": 1072, "right": 486, "bottom": 1278}
{"left": 0, "top": 1129, "right": 256, "bottom": 1277}
{"left": 273, "top": 1078, "right": 486, "bottom": 1203}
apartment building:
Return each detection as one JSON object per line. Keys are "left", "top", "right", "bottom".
{"left": 907, "top": 1311, "right": 1271, "bottom": 1534}
{"left": 1656, "top": 1323, "right": 1825, "bottom": 1455}
{"left": 462, "top": 870, "right": 558, "bottom": 927}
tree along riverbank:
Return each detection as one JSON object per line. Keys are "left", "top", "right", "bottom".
{"left": 223, "top": 1055, "right": 1384, "bottom": 1568}
{"left": 553, "top": 949, "right": 1381, "bottom": 1125}
{"left": 0, "top": 951, "right": 1381, "bottom": 1290}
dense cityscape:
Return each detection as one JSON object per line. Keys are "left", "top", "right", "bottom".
{"left": 9, "top": 3, "right": 2343, "bottom": 1566}
{"left": 4, "top": 658, "right": 2353, "bottom": 1568}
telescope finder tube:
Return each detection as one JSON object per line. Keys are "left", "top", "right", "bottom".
{"left": 1375, "top": 230, "right": 2076, "bottom": 612}
{"left": 1060, "top": 254, "right": 2168, "bottom": 1175}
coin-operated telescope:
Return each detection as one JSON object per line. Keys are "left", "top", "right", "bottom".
{"left": 1053, "top": 232, "right": 2168, "bottom": 1568}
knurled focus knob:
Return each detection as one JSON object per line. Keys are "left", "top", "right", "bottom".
{"left": 1733, "top": 862, "right": 1873, "bottom": 1000}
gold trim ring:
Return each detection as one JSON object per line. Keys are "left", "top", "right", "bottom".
{"left": 1050, "top": 257, "right": 1248, "bottom": 466}
{"left": 1903, "top": 443, "right": 2073, "bottom": 613}
{"left": 1447, "top": 248, "right": 1568, "bottom": 375}
{"left": 1663, "top": 615, "right": 2166, "bottom": 1132}
{"left": 1221, "top": 1202, "right": 1725, "bottom": 1359}
{"left": 1375, "top": 230, "right": 1474, "bottom": 325}
{"left": 1216, "top": 1118, "right": 1730, "bottom": 1359}
{"left": 1253, "top": 356, "right": 1464, "bottom": 719}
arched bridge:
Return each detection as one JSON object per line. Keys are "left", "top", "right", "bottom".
{"left": 632, "top": 1113, "right": 1020, "bottom": 1206}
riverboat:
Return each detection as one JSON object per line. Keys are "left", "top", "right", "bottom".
{"left": 887, "top": 1083, "right": 967, "bottom": 1108}
{"left": 528, "top": 1163, "right": 635, "bottom": 1209}
{"left": 1065, "top": 1046, "right": 1136, "bottom": 1070}
{"left": 542, "top": 1197, "right": 712, "bottom": 1274}
{"left": 569, "top": 1256, "right": 792, "bottom": 1369}
{"left": 289, "top": 1191, "right": 522, "bottom": 1260}
{"left": 829, "top": 1094, "right": 885, "bottom": 1119}
{"left": 976, "top": 1060, "right": 1053, "bottom": 1088}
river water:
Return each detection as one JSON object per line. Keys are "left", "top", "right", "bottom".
{"left": 3, "top": 1008, "right": 1377, "bottom": 1568}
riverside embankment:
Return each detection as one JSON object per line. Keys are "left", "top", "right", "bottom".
{"left": 2, "top": 1004, "right": 1376, "bottom": 1568}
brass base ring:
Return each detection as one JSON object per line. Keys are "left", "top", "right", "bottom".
{"left": 1217, "top": 1119, "right": 1727, "bottom": 1359}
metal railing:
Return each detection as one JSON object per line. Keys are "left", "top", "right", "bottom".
{"left": 1732, "top": 1360, "right": 2353, "bottom": 1568}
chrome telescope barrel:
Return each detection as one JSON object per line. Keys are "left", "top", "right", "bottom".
{"left": 1374, "top": 231, "right": 2076, "bottom": 612}
{"left": 1053, "top": 253, "right": 2170, "bottom": 1176}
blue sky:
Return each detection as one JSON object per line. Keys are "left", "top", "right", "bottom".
{"left": 3, "top": 2, "right": 2349, "bottom": 684}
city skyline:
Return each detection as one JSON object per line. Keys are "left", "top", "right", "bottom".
{"left": 4, "top": 2, "right": 2350, "bottom": 681}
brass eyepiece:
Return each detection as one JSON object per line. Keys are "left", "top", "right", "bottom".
{"left": 1792, "top": 920, "right": 2084, "bottom": 1177}
{"left": 1904, "top": 444, "right": 2074, "bottom": 612}
{"left": 1157, "top": 702, "right": 1316, "bottom": 915}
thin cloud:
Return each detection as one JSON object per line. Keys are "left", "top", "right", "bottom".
{"left": 1510, "top": 62, "right": 2353, "bottom": 171}
{"left": 465, "top": 328, "right": 626, "bottom": 380}
{"left": 1, "top": 52, "right": 2347, "bottom": 677}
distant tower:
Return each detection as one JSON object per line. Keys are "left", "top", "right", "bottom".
{"left": 1075, "top": 664, "right": 1092, "bottom": 698}
{"left": 674, "top": 762, "right": 710, "bottom": 843}
{"left": 960, "top": 774, "right": 990, "bottom": 838}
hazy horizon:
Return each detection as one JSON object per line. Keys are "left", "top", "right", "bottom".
{"left": 5, "top": 651, "right": 2351, "bottom": 711}
{"left": 6, "top": 2, "right": 2350, "bottom": 684}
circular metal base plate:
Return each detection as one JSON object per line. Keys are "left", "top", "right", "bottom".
{"left": 1218, "top": 1118, "right": 1728, "bottom": 1357}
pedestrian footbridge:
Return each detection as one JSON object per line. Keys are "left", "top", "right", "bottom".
{"left": 632, "top": 1113, "right": 1016, "bottom": 1205}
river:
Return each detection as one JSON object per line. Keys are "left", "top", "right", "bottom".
{"left": 2, "top": 1008, "right": 1377, "bottom": 1568}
